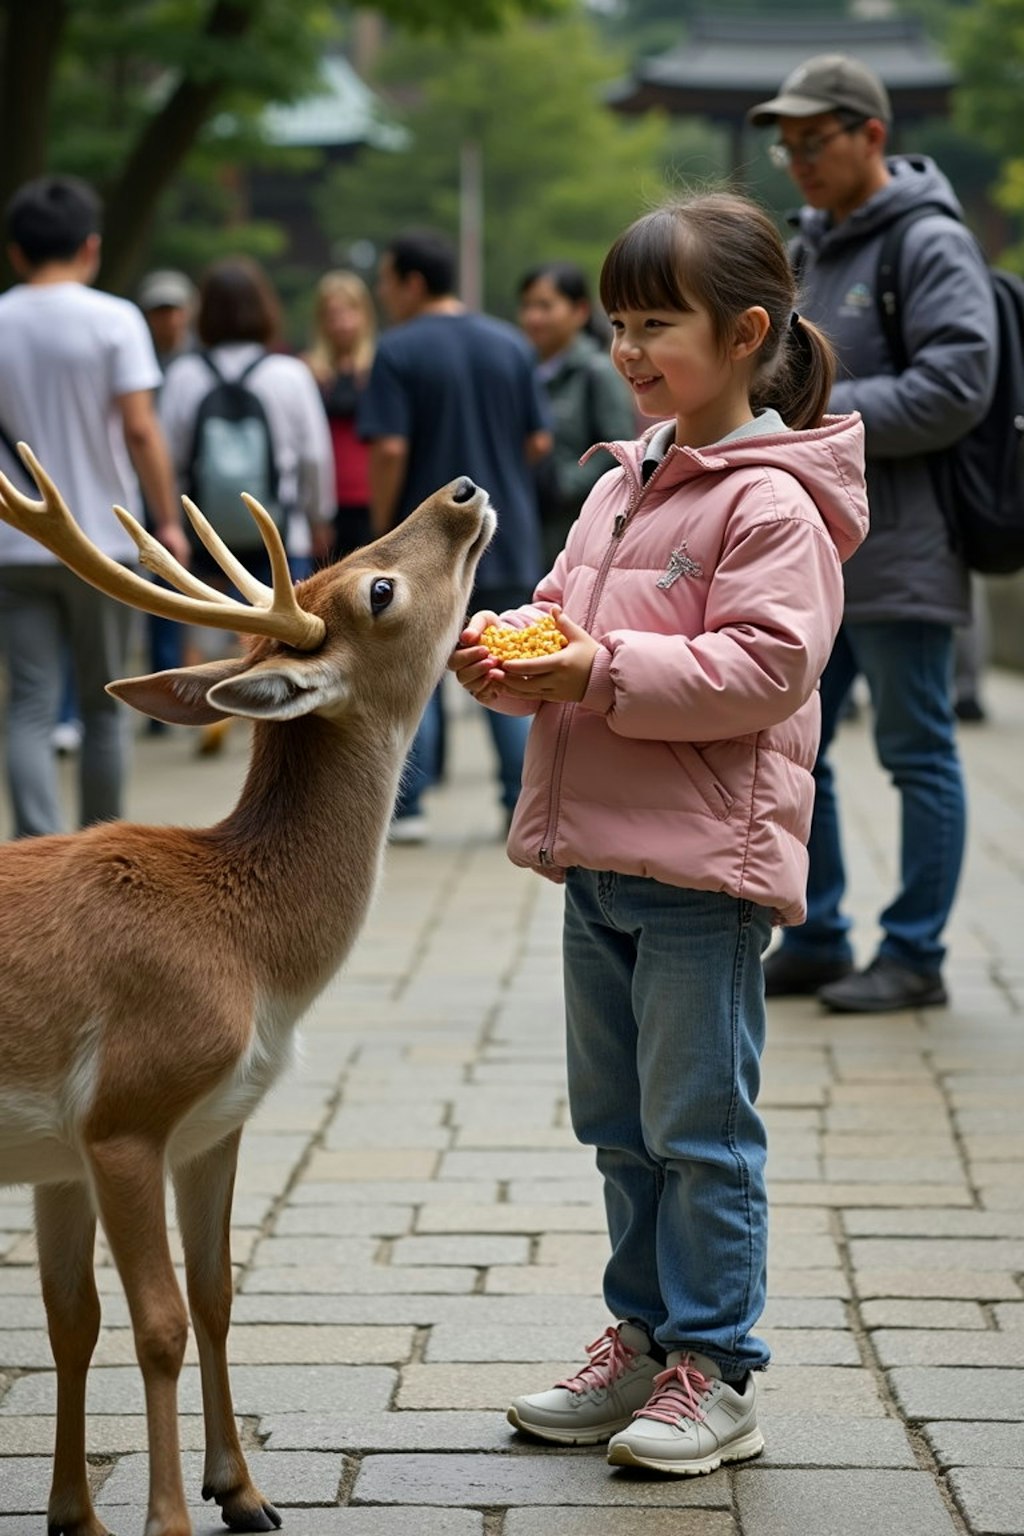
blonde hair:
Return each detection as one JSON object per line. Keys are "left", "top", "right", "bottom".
{"left": 309, "top": 269, "right": 376, "bottom": 375}
{"left": 599, "top": 192, "right": 835, "bottom": 431}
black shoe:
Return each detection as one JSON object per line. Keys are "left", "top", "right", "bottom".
{"left": 818, "top": 955, "right": 948, "bottom": 1014}
{"left": 953, "top": 696, "right": 987, "bottom": 724}
{"left": 763, "top": 950, "right": 854, "bottom": 997}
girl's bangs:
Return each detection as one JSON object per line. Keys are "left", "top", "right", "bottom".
{"left": 599, "top": 213, "right": 692, "bottom": 315}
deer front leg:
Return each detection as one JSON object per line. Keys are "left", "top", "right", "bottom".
{"left": 35, "top": 1182, "right": 109, "bottom": 1536}
{"left": 87, "top": 1137, "right": 192, "bottom": 1536}
{"left": 173, "top": 1130, "right": 281, "bottom": 1532}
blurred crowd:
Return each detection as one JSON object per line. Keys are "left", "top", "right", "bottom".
{"left": 0, "top": 175, "right": 634, "bottom": 838}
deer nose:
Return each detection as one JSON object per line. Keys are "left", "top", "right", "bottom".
{"left": 452, "top": 477, "right": 477, "bottom": 503}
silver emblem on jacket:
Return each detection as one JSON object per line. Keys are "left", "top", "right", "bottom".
{"left": 657, "top": 544, "right": 704, "bottom": 588}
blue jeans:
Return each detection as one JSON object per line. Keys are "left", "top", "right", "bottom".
{"left": 781, "top": 620, "right": 964, "bottom": 974}
{"left": 0, "top": 564, "right": 136, "bottom": 836}
{"left": 394, "top": 583, "right": 533, "bottom": 820}
{"left": 563, "top": 868, "right": 773, "bottom": 1377}
{"left": 394, "top": 684, "right": 530, "bottom": 818}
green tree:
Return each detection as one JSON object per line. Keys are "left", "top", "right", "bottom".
{"left": 951, "top": 0, "right": 1024, "bottom": 267}
{"left": 318, "top": 14, "right": 673, "bottom": 315}
{"left": 0, "top": 0, "right": 566, "bottom": 292}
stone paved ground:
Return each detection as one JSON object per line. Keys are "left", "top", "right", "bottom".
{"left": 1, "top": 671, "right": 1023, "bottom": 1536}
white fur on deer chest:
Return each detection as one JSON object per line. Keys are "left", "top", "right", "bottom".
{"left": 167, "top": 992, "right": 299, "bottom": 1168}
{"left": 0, "top": 996, "right": 300, "bottom": 1187}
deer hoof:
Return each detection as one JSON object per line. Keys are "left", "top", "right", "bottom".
{"left": 203, "top": 1485, "right": 282, "bottom": 1533}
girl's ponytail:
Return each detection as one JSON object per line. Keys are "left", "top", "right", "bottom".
{"left": 754, "top": 312, "right": 835, "bottom": 431}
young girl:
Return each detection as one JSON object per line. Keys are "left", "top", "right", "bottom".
{"left": 450, "top": 192, "right": 868, "bottom": 1475}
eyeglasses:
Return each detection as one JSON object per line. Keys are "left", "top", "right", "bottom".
{"left": 768, "top": 125, "right": 860, "bottom": 170}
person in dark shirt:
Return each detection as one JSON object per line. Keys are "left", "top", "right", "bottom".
{"left": 517, "top": 260, "right": 635, "bottom": 570}
{"left": 359, "top": 228, "right": 551, "bottom": 842}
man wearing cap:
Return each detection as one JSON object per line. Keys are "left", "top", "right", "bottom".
{"left": 748, "top": 55, "right": 996, "bottom": 1013}
{"left": 136, "top": 269, "right": 197, "bottom": 690}
{"left": 137, "top": 269, "right": 196, "bottom": 371}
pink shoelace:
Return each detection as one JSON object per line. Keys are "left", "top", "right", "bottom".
{"left": 556, "top": 1326, "right": 637, "bottom": 1394}
{"left": 634, "top": 1356, "right": 713, "bottom": 1425}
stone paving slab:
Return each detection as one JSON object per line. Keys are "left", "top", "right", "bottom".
{"left": 732, "top": 1468, "right": 962, "bottom": 1536}
{"left": 844, "top": 1209, "right": 1024, "bottom": 1238}
{"left": 261, "top": 1411, "right": 514, "bottom": 1453}
{"left": 755, "top": 1415, "right": 916, "bottom": 1468}
{"left": 352, "top": 1452, "right": 731, "bottom": 1507}
{"left": 872, "top": 1329, "right": 1024, "bottom": 1368}
{"left": 1, "top": 1457, "right": 61, "bottom": 1514}
{"left": 888, "top": 1367, "right": 1024, "bottom": 1421}
{"left": 861, "top": 1299, "right": 990, "bottom": 1330}
{"left": 922, "top": 1421, "right": 1024, "bottom": 1469}
{"left": 96, "top": 1451, "right": 346, "bottom": 1508}
{"left": 0, "top": 1413, "right": 208, "bottom": 1455}
{"left": 947, "top": 1469, "right": 1024, "bottom": 1536}
{"left": 0, "top": 1364, "right": 396, "bottom": 1418}
{"left": 504, "top": 1514, "right": 735, "bottom": 1536}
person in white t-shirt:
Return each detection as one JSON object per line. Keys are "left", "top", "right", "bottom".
{"left": 0, "top": 175, "right": 187, "bottom": 837}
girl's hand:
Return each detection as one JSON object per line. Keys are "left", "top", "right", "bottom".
{"left": 449, "top": 610, "right": 506, "bottom": 703}
{"left": 500, "top": 608, "right": 599, "bottom": 703}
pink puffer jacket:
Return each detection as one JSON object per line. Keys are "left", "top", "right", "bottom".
{"left": 502, "top": 413, "right": 869, "bottom": 925}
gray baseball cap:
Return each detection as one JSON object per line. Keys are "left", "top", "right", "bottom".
{"left": 747, "top": 54, "right": 892, "bottom": 127}
{"left": 137, "top": 269, "right": 195, "bottom": 311}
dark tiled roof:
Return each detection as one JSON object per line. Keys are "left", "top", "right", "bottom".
{"left": 610, "top": 15, "right": 954, "bottom": 123}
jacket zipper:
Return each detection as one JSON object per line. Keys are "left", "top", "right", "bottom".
{"left": 537, "top": 453, "right": 676, "bottom": 867}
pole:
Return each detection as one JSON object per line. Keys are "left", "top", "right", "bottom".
{"left": 459, "top": 139, "right": 483, "bottom": 311}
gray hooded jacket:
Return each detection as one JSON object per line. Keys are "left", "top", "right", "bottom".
{"left": 793, "top": 156, "right": 996, "bottom": 624}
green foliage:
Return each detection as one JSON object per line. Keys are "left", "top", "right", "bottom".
{"left": 319, "top": 15, "right": 673, "bottom": 316}
{"left": 950, "top": 0, "right": 1024, "bottom": 269}
{"left": 0, "top": 0, "right": 574, "bottom": 292}
{"left": 46, "top": 0, "right": 335, "bottom": 187}
{"left": 368, "top": 0, "right": 567, "bottom": 29}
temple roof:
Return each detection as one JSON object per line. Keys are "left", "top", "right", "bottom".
{"left": 260, "top": 55, "right": 408, "bottom": 151}
{"left": 609, "top": 14, "right": 955, "bottom": 124}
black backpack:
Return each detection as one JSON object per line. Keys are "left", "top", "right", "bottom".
{"left": 184, "top": 352, "right": 283, "bottom": 547}
{"left": 873, "top": 206, "right": 1024, "bottom": 576}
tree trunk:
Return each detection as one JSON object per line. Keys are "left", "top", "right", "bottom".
{"left": 0, "top": 0, "right": 70, "bottom": 282}
{"left": 97, "top": 0, "right": 257, "bottom": 294}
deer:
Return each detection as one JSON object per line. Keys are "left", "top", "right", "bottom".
{"left": 0, "top": 444, "right": 495, "bottom": 1536}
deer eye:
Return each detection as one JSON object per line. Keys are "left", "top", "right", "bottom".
{"left": 369, "top": 577, "right": 395, "bottom": 615}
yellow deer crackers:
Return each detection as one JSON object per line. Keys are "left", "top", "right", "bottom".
{"left": 481, "top": 614, "right": 569, "bottom": 662}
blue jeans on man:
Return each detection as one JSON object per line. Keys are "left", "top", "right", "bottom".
{"left": 0, "top": 564, "right": 136, "bottom": 837}
{"left": 780, "top": 619, "right": 965, "bottom": 976}
{"left": 393, "top": 584, "right": 533, "bottom": 826}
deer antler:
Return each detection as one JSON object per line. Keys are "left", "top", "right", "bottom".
{"left": 0, "top": 444, "right": 325, "bottom": 651}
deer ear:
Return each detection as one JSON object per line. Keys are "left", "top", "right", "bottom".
{"left": 207, "top": 657, "right": 351, "bottom": 721}
{"left": 106, "top": 657, "right": 255, "bottom": 725}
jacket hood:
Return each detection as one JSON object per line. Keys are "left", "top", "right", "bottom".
{"left": 596, "top": 411, "right": 868, "bottom": 565}
{"left": 793, "top": 155, "right": 964, "bottom": 255}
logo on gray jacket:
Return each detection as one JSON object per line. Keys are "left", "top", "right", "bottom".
{"left": 657, "top": 544, "right": 703, "bottom": 588}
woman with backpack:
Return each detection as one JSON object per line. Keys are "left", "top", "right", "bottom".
{"left": 160, "top": 256, "right": 333, "bottom": 751}
{"left": 160, "top": 256, "right": 333, "bottom": 587}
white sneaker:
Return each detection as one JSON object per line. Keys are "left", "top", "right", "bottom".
{"left": 51, "top": 720, "right": 83, "bottom": 755}
{"left": 507, "top": 1323, "right": 663, "bottom": 1446}
{"left": 606, "top": 1351, "right": 764, "bottom": 1475}
{"left": 388, "top": 814, "right": 427, "bottom": 845}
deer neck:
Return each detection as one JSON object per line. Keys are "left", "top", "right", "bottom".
{"left": 212, "top": 711, "right": 404, "bottom": 992}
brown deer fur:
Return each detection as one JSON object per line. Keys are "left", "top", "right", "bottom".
{"left": 0, "top": 464, "right": 495, "bottom": 1536}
